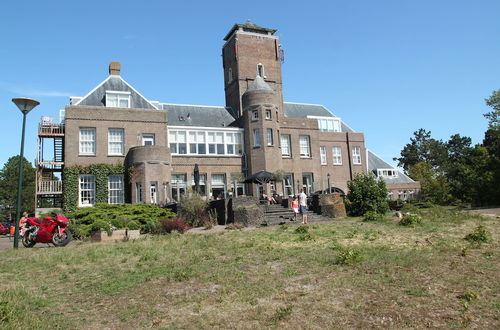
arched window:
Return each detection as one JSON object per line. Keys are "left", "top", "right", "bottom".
{"left": 257, "top": 63, "right": 265, "bottom": 78}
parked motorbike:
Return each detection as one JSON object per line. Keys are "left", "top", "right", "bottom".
{"left": 22, "top": 213, "right": 72, "bottom": 248}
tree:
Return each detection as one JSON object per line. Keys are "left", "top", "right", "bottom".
{"left": 394, "top": 128, "right": 447, "bottom": 174}
{"left": 482, "top": 90, "right": 500, "bottom": 204}
{"left": 484, "top": 89, "right": 500, "bottom": 128}
{"left": 0, "top": 156, "right": 36, "bottom": 220}
{"left": 346, "top": 172, "right": 389, "bottom": 216}
{"left": 408, "top": 162, "right": 452, "bottom": 205}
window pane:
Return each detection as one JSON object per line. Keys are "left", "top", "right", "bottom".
{"left": 198, "top": 144, "right": 206, "bottom": 154}
{"left": 177, "top": 131, "right": 186, "bottom": 143}
{"left": 178, "top": 143, "right": 187, "bottom": 154}
{"left": 217, "top": 144, "right": 224, "bottom": 154}
{"left": 197, "top": 132, "right": 206, "bottom": 143}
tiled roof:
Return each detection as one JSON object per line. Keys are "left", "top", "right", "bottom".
{"left": 366, "top": 150, "right": 415, "bottom": 183}
{"left": 162, "top": 103, "right": 236, "bottom": 128}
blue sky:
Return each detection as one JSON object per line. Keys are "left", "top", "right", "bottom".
{"left": 1, "top": 0, "right": 499, "bottom": 169}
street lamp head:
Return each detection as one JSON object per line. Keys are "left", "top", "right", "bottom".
{"left": 327, "top": 173, "right": 330, "bottom": 177}
{"left": 12, "top": 97, "right": 40, "bottom": 115}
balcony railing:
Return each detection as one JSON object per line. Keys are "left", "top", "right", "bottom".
{"left": 39, "top": 117, "right": 64, "bottom": 136}
{"left": 37, "top": 180, "right": 63, "bottom": 194}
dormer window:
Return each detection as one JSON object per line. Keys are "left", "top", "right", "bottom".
{"left": 257, "top": 63, "right": 265, "bottom": 78}
{"left": 106, "top": 91, "right": 131, "bottom": 108}
{"left": 377, "top": 169, "right": 398, "bottom": 178}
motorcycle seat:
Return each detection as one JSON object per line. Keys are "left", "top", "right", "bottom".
{"left": 32, "top": 219, "right": 42, "bottom": 225}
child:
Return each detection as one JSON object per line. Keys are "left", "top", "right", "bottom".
{"left": 290, "top": 196, "right": 299, "bottom": 221}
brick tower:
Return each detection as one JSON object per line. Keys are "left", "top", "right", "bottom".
{"left": 222, "top": 20, "right": 284, "bottom": 118}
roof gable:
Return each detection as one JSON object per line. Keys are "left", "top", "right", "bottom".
{"left": 75, "top": 75, "right": 157, "bottom": 109}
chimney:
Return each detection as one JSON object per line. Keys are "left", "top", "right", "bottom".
{"left": 109, "top": 61, "right": 121, "bottom": 75}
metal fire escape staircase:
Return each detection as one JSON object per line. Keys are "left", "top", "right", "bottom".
{"left": 35, "top": 114, "right": 65, "bottom": 211}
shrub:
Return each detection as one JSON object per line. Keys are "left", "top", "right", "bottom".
{"left": 464, "top": 225, "right": 490, "bottom": 243}
{"left": 295, "top": 226, "right": 309, "bottom": 234}
{"left": 160, "top": 218, "right": 192, "bottom": 234}
{"left": 67, "top": 203, "right": 176, "bottom": 238}
{"left": 203, "top": 209, "right": 217, "bottom": 229}
{"left": 346, "top": 173, "right": 389, "bottom": 216}
{"left": 388, "top": 199, "right": 405, "bottom": 211}
{"left": 126, "top": 220, "right": 141, "bottom": 230}
{"left": 363, "top": 211, "right": 384, "bottom": 222}
{"left": 399, "top": 214, "right": 422, "bottom": 226}
{"left": 333, "top": 246, "right": 364, "bottom": 265}
{"left": 178, "top": 193, "right": 209, "bottom": 227}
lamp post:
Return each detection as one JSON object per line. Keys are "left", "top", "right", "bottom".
{"left": 12, "top": 97, "right": 40, "bottom": 249}
{"left": 327, "top": 173, "right": 331, "bottom": 194}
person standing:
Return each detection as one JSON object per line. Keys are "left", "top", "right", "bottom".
{"left": 19, "top": 212, "right": 29, "bottom": 236}
{"left": 299, "top": 189, "right": 308, "bottom": 224}
{"left": 290, "top": 196, "right": 299, "bottom": 221}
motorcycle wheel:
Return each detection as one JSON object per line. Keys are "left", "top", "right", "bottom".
{"left": 22, "top": 234, "right": 36, "bottom": 248}
{"left": 52, "top": 230, "right": 72, "bottom": 247}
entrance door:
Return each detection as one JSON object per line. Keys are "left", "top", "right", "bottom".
{"left": 302, "top": 173, "right": 313, "bottom": 195}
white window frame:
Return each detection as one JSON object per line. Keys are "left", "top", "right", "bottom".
{"left": 266, "top": 128, "right": 273, "bottom": 146}
{"left": 150, "top": 182, "right": 157, "bottom": 204}
{"left": 252, "top": 110, "right": 259, "bottom": 121}
{"left": 377, "top": 168, "right": 398, "bottom": 178}
{"left": 108, "top": 175, "right": 124, "bottom": 204}
{"left": 320, "top": 146, "right": 327, "bottom": 165}
{"left": 332, "top": 146, "right": 342, "bottom": 165}
{"left": 136, "top": 182, "right": 143, "bottom": 203}
{"left": 79, "top": 175, "right": 95, "bottom": 207}
{"left": 352, "top": 146, "right": 362, "bottom": 165}
{"left": 254, "top": 129, "right": 261, "bottom": 147}
{"left": 307, "top": 116, "right": 342, "bottom": 132}
{"left": 168, "top": 127, "right": 243, "bottom": 157}
{"left": 257, "top": 63, "right": 265, "bottom": 78}
{"left": 142, "top": 134, "right": 155, "bottom": 146}
{"left": 299, "top": 135, "right": 311, "bottom": 158}
{"left": 108, "top": 128, "right": 124, "bottom": 155}
{"left": 79, "top": 128, "right": 96, "bottom": 155}
{"left": 280, "top": 134, "right": 291, "bottom": 157}
{"left": 105, "top": 90, "right": 131, "bottom": 108}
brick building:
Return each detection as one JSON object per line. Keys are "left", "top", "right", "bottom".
{"left": 35, "top": 21, "right": 419, "bottom": 212}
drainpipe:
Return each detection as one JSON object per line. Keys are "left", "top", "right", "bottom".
{"left": 346, "top": 132, "right": 353, "bottom": 181}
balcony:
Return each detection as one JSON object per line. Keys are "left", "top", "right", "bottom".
{"left": 39, "top": 116, "right": 64, "bottom": 137}
{"left": 37, "top": 180, "right": 63, "bottom": 194}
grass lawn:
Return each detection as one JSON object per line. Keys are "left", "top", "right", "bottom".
{"left": 0, "top": 207, "right": 498, "bottom": 329}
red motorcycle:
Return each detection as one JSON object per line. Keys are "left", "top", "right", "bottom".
{"left": 22, "top": 213, "right": 72, "bottom": 248}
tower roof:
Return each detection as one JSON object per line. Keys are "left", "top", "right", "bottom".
{"left": 244, "top": 75, "right": 274, "bottom": 93}
{"left": 224, "top": 20, "right": 277, "bottom": 41}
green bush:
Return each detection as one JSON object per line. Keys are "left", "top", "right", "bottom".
{"left": 178, "top": 193, "right": 209, "bottom": 227}
{"left": 333, "top": 246, "right": 364, "bottom": 265}
{"left": 363, "top": 211, "right": 384, "bottom": 222}
{"left": 399, "top": 214, "right": 422, "bottom": 226}
{"left": 346, "top": 173, "right": 389, "bottom": 216}
{"left": 388, "top": 199, "right": 405, "bottom": 211}
{"left": 67, "top": 203, "right": 175, "bottom": 238}
{"left": 464, "top": 225, "right": 490, "bottom": 243}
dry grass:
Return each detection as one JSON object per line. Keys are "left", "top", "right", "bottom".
{"left": 0, "top": 206, "right": 498, "bottom": 329}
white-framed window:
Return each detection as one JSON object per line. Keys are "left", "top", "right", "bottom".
{"left": 280, "top": 134, "right": 291, "bottom": 157}
{"left": 299, "top": 135, "right": 311, "bottom": 158}
{"left": 168, "top": 129, "right": 243, "bottom": 156}
{"left": 257, "top": 63, "right": 265, "bottom": 78}
{"left": 108, "top": 128, "right": 124, "bottom": 155}
{"left": 252, "top": 111, "right": 259, "bottom": 121}
{"left": 106, "top": 91, "right": 131, "bottom": 108}
{"left": 212, "top": 173, "right": 226, "bottom": 199}
{"left": 398, "top": 190, "right": 414, "bottom": 201}
{"left": 225, "top": 132, "right": 242, "bottom": 155}
{"left": 253, "top": 129, "right": 261, "bottom": 147}
{"left": 320, "top": 146, "right": 327, "bottom": 165}
{"left": 352, "top": 146, "right": 361, "bottom": 165}
{"left": 267, "top": 128, "right": 273, "bottom": 146}
{"left": 208, "top": 132, "right": 224, "bottom": 154}
{"left": 142, "top": 134, "right": 155, "bottom": 146}
{"left": 189, "top": 131, "right": 207, "bottom": 154}
{"left": 317, "top": 118, "right": 341, "bottom": 132}
{"left": 150, "top": 182, "right": 157, "bottom": 204}
{"left": 79, "top": 128, "right": 96, "bottom": 155}
{"left": 79, "top": 175, "right": 95, "bottom": 207}
{"left": 108, "top": 175, "right": 124, "bottom": 204}
{"left": 377, "top": 169, "right": 398, "bottom": 178}
{"left": 136, "top": 182, "right": 143, "bottom": 203}
{"left": 169, "top": 131, "right": 187, "bottom": 154}
{"left": 171, "top": 174, "right": 187, "bottom": 202}
{"left": 332, "top": 146, "right": 342, "bottom": 165}
{"left": 265, "top": 110, "right": 272, "bottom": 120}
{"left": 283, "top": 173, "right": 294, "bottom": 196}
